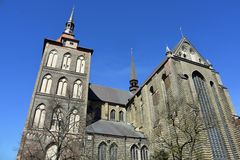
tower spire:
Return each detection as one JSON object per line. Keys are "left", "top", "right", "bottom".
{"left": 64, "top": 7, "right": 75, "bottom": 35}
{"left": 129, "top": 48, "right": 139, "bottom": 93}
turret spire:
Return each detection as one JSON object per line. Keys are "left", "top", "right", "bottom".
{"left": 129, "top": 48, "right": 139, "bottom": 93}
{"left": 130, "top": 48, "right": 137, "bottom": 80}
{"left": 166, "top": 45, "right": 172, "bottom": 57}
{"left": 64, "top": 7, "right": 75, "bottom": 35}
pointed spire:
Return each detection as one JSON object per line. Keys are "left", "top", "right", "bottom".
{"left": 64, "top": 7, "right": 75, "bottom": 35}
{"left": 130, "top": 48, "right": 137, "bottom": 80}
{"left": 166, "top": 45, "right": 172, "bottom": 57}
{"left": 69, "top": 7, "right": 74, "bottom": 22}
{"left": 129, "top": 48, "right": 139, "bottom": 93}
{"left": 166, "top": 46, "right": 171, "bottom": 52}
{"left": 207, "top": 59, "right": 213, "bottom": 69}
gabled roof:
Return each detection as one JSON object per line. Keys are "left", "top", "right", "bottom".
{"left": 127, "top": 37, "right": 211, "bottom": 104}
{"left": 88, "top": 84, "right": 132, "bottom": 105}
{"left": 172, "top": 36, "right": 210, "bottom": 65}
{"left": 86, "top": 120, "right": 145, "bottom": 138}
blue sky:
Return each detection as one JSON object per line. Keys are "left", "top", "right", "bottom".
{"left": 0, "top": 0, "right": 240, "bottom": 159}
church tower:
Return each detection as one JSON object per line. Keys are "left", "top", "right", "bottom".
{"left": 17, "top": 8, "right": 93, "bottom": 160}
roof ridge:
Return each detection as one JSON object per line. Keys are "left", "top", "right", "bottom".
{"left": 89, "top": 83, "right": 131, "bottom": 94}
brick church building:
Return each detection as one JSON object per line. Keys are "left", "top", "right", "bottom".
{"left": 17, "top": 9, "right": 240, "bottom": 160}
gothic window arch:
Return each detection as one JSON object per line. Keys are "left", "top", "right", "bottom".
{"left": 51, "top": 108, "right": 63, "bottom": 131}
{"left": 119, "top": 111, "right": 124, "bottom": 121}
{"left": 98, "top": 142, "right": 107, "bottom": 160}
{"left": 40, "top": 74, "right": 52, "bottom": 94}
{"left": 161, "top": 73, "right": 168, "bottom": 108}
{"left": 56, "top": 77, "right": 67, "bottom": 96}
{"left": 149, "top": 86, "right": 154, "bottom": 95}
{"left": 69, "top": 109, "right": 80, "bottom": 133}
{"left": 109, "top": 143, "right": 118, "bottom": 160}
{"left": 73, "top": 80, "right": 83, "bottom": 99}
{"left": 33, "top": 104, "right": 46, "bottom": 129}
{"left": 161, "top": 74, "right": 169, "bottom": 96}
{"left": 131, "top": 145, "right": 139, "bottom": 160}
{"left": 76, "top": 56, "right": 85, "bottom": 73}
{"left": 192, "top": 71, "right": 227, "bottom": 159}
{"left": 47, "top": 50, "right": 58, "bottom": 68}
{"left": 62, "top": 53, "right": 71, "bottom": 70}
{"left": 141, "top": 146, "right": 148, "bottom": 160}
{"left": 45, "top": 144, "right": 57, "bottom": 160}
{"left": 110, "top": 109, "right": 115, "bottom": 121}
{"left": 210, "top": 81, "right": 238, "bottom": 159}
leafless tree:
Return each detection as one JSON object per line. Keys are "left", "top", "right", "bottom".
{"left": 22, "top": 91, "right": 91, "bottom": 160}
{"left": 153, "top": 99, "right": 213, "bottom": 160}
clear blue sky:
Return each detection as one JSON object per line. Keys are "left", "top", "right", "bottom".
{"left": 0, "top": 0, "right": 240, "bottom": 159}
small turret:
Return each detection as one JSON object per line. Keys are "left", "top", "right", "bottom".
{"left": 129, "top": 48, "right": 139, "bottom": 93}
{"left": 64, "top": 7, "right": 75, "bottom": 35}
{"left": 57, "top": 7, "right": 78, "bottom": 47}
{"left": 166, "top": 46, "right": 172, "bottom": 57}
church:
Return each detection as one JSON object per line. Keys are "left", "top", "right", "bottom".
{"left": 17, "top": 9, "right": 240, "bottom": 160}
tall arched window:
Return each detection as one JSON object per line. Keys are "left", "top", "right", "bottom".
{"left": 76, "top": 56, "right": 85, "bottom": 73}
{"left": 131, "top": 145, "right": 139, "bottom": 160}
{"left": 40, "top": 74, "right": 52, "bottom": 94}
{"left": 45, "top": 144, "right": 57, "bottom": 160}
{"left": 110, "top": 109, "right": 115, "bottom": 121}
{"left": 141, "top": 146, "right": 148, "bottom": 160}
{"left": 51, "top": 108, "right": 63, "bottom": 131}
{"left": 119, "top": 111, "right": 124, "bottom": 121}
{"left": 57, "top": 78, "right": 67, "bottom": 96}
{"left": 73, "top": 80, "right": 83, "bottom": 99}
{"left": 69, "top": 109, "right": 80, "bottom": 133}
{"left": 161, "top": 74, "right": 169, "bottom": 103}
{"left": 192, "top": 71, "right": 227, "bottom": 159}
{"left": 98, "top": 142, "right": 107, "bottom": 160}
{"left": 210, "top": 81, "right": 238, "bottom": 159}
{"left": 33, "top": 104, "right": 46, "bottom": 129}
{"left": 62, "top": 53, "right": 71, "bottom": 70}
{"left": 47, "top": 50, "right": 58, "bottom": 68}
{"left": 109, "top": 143, "right": 118, "bottom": 160}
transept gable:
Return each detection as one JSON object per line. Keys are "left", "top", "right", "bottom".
{"left": 173, "top": 37, "right": 210, "bottom": 66}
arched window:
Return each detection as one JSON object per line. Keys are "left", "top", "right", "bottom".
{"left": 141, "top": 146, "right": 148, "bottom": 160}
{"left": 69, "top": 109, "right": 80, "bottom": 133}
{"left": 149, "top": 86, "right": 155, "bottom": 95}
{"left": 109, "top": 143, "right": 118, "bottom": 160}
{"left": 192, "top": 71, "right": 227, "bottom": 159}
{"left": 98, "top": 142, "right": 107, "bottom": 160}
{"left": 57, "top": 78, "right": 67, "bottom": 96}
{"left": 73, "top": 80, "right": 83, "bottom": 99}
{"left": 40, "top": 74, "right": 52, "bottom": 94}
{"left": 45, "top": 144, "right": 57, "bottom": 160}
{"left": 131, "top": 145, "right": 139, "bottom": 160}
{"left": 33, "top": 104, "right": 46, "bottom": 129}
{"left": 47, "top": 50, "right": 58, "bottom": 68}
{"left": 51, "top": 108, "right": 63, "bottom": 131}
{"left": 62, "top": 53, "right": 71, "bottom": 70}
{"left": 119, "top": 111, "right": 124, "bottom": 121}
{"left": 110, "top": 109, "right": 115, "bottom": 121}
{"left": 76, "top": 56, "right": 85, "bottom": 73}
{"left": 210, "top": 81, "right": 238, "bottom": 159}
